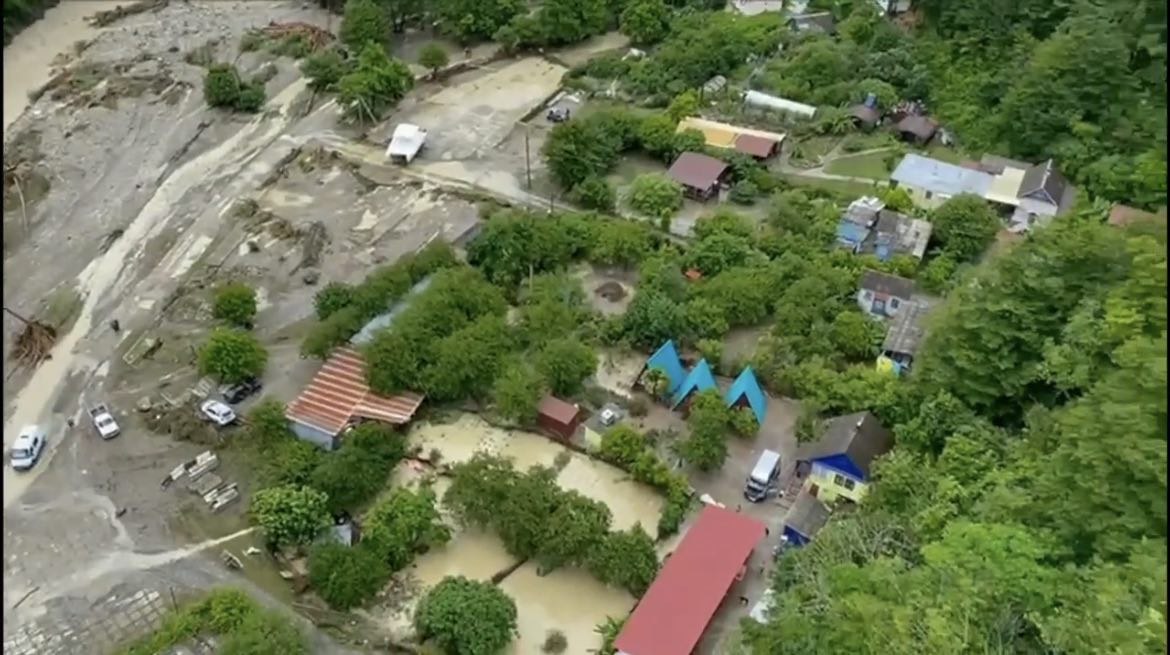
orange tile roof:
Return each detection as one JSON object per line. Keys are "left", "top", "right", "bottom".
{"left": 285, "top": 347, "right": 424, "bottom": 436}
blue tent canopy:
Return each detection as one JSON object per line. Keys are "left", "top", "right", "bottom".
{"left": 646, "top": 340, "right": 686, "bottom": 395}
{"left": 725, "top": 366, "right": 767, "bottom": 425}
{"left": 672, "top": 359, "right": 717, "bottom": 408}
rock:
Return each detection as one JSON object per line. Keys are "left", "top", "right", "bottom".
{"left": 247, "top": 240, "right": 260, "bottom": 253}
{"left": 137, "top": 396, "right": 153, "bottom": 412}
{"left": 302, "top": 270, "right": 320, "bottom": 285}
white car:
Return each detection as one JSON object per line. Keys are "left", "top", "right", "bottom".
{"left": 200, "top": 400, "right": 237, "bottom": 427}
{"left": 10, "top": 425, "right": 47, "bottom": 471}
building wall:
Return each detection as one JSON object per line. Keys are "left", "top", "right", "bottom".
{"left": 900, "top": 183, "right": 949, "bottom": 210}
{"left": 290, "top": 421, "right": 338, "bottom": 451}
{"left": 807, "top": 462, "right": 869, "bottom": 503}
{"left": 856, "top": 289, "right": 907, "bottom": 318}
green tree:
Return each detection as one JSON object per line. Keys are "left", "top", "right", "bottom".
{"left": 728, "top": 406, "right": 758, "bottom": 437}
{"left": 536, "top": 337, "right": 598, "bottom": 397}
{"left": 597, "top": 424, "right": 647, "bottom": 467}
{"left": 423, "top": 315, "right": 512, "bottom": 401}
{"left": 587, "top": 524, "right": 660, "bottom": 595}
{"left": 212, "top": 282, "right": 258, "bottom": 328}
{"left": 627, "top": 174, "right": 682, "bottom": 219}
{"left": 204, "top": 64, "right": 244, "bottom": 108}
{"left": 666, "top": 89, "right": 699, "bottom": 123}
{"left": 622, "top": 289, "right": 686, "bottom": 349}
{"left": 536, "top": 0, "right": 609, "bottom": 46}
{"left": 414, "top": 576, "right": 519, "bottom": 655}
{"left": 638, "top": 113, "right": 680, "bottom": 162}
{"left": 339, "top": 0, "right": 388, "bottom": 50}
{"left": 537, "top": 491, "right": 612, "bottom": 573}
{"left": 363, "top": 486, "right": 451, "bottom": 569}
{"left": 493, "top": 360, "right": 545, "bottom": 424}
{"left": 569, "top": 176, "right": 616, "bottom": 211}
{"left": 696, "top": 338, "right": 723, "bottom": 366}
{"left": 684, "top": 298, "right": 730, "bottom": 340}
{"left": 198, "top": 328, "right": 268, "bottom": 384}
{"left": 418, "top": 42, "right": 449, "bottom": 76}
{"left": 301, "top": 48, "right": 348, "bottom": 93}
{"left": 930, "top": 194, "right": 1001, "bottom": 262}
{"left": 337, "top": 42, "right": 415, "bottom": 123}
{"left": 308, "top": 542, "right": 390, "bottom": 610}
{"left": 620, "top": 0, "right": 671, "bottom": 46}
{"left": 828, "top": 310, "right": 884, "bottom": 362}
{"left": 250, "top": 485, "right": 331, "bottom": 549}
{"left": 313, "top": 282, "right": 354, "bottom": 320}
{"left": 309, "top": 443, "right": 390, "bottom": 514}
{"left": 543, "top": 119, "right": 622, "bottom": 189}
{"left": 436, "top": 0, "right": 525, "bottom": 42}
{"left": 678, "top": 389, "right": 730, "bottom": 471}
{"left": 219, "top": 608, "right": 308, "bottom": 655}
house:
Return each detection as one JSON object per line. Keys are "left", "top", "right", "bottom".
{"left": 537, "top": 395, "right": 586, "bottom": 441}
{"left": 667, "top": 152, "right": 731, "bottom": 201}
{"left": 860, "top": 210, "right": 933, "bottom": 261}
{"left": 794, "top": 411, "right": 893, "bottom": 503}
{"left": 671, "top": 359, "right": 717, "bottom": 410}
{"left": 613, "top": 505, "right": 767, "bottom": 655}
{"left": 742, "top": 90, "right": 817, "bottom": 121}
{"left": 880, "top": 296, "right": 934, "bottom": 372}
{"left": 893, "top": 114, "right": 938, "bottom": 144}
{"left": 731, "top": 0, "right": 784, "bottom": 15}
{"left": 836, "top": 196, "right": 884, "bottom": 252}
{"left": 857, "top": 270, "right": 915, "bottom": 318}
{"left": 677, "top": 116, "right": 787, "bottom": 159}
{"left": 285, "top": 347, "right": 425, "bottom": 450}
{"left": 640, "top": 340, "right": 687, "bottom": 396}
{"left": 385, "top": 123, "right": 427, "bottom": 164}
{"left": 786, "top": 11, "right": 837, "bottom": 34}
{"left": 780, "top": 491, "right": 832, "bottom": 547}
{"left": 724, "top": 366, "right": 767, "bottom": 426}
{"left": 849, "top": 104, "right": 881, "bottom": 130}
{"left": 1010, "top": 159, "right": 1077, "bottom": 231}
{"left": 889, "top": 153, "right": 994, "bottom": 209}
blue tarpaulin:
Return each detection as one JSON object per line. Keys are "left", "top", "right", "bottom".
{"left": 725, "top": 366, "right": 767, "bottom": 425}
{"left": 672, "top": 359, "right": 717, "bottom": 408}
{"left": 646, "top": 340, "right": 687, "bottom": 395}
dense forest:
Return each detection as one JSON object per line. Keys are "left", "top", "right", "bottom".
{"left": 3, "top": 0, "right": 60, "bottom": 44}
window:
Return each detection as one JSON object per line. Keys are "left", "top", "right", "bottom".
{"left": 833, "top": 474, "right": 857, "bottom": 490}
{"left": 890, "top": 298, "right": 900, "bottom": 310}
{"left": 924, "top": 190, "right": 934, "bottom": 199}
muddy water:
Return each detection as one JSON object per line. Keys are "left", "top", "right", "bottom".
{"left": 500, "top": 562, "right": 635, "bottom": 655}
{"left": 3, "top": 1, "right": 125, "bottom": 133}
{"left": 1, "top": 78, "right": 314, "bottom": 508}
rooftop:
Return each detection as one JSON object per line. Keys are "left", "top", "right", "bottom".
{"left": 285, "top": 347, "right": 424, "bottom": 437}
{"left": 613, "top": 505, "right": 767, "bottom": 655}
{"left": 882, "top": 296, "right": 936, "bottom": 356}
{"left": 667, "top": 152, "right": 730, "bottom": 191}
{"left": 537, "top": 395, "right": 580, "bottom": 425}
{"left": 796, "top": 411, "right": 893, "bottom": 479}
{"left": 783, "top": 491, "right": 832, "bottom": 539}
{"left": 862, "top": 211, "right": 933, "bottom": 260}
{"left": 860, "top": 269, "right": 915, "bottom": 299}
{"left": 890, "top": 153, "right": 994, "bottom": 198}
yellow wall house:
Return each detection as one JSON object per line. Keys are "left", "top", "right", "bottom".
{"left": 794, "top": 411, "right": 893, "bottom": 504}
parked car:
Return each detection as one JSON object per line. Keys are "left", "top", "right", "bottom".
{"left": 547, "top": 107, "right": 571, "bottom": 123}
{"left": 88, "top": 403, "right": 121, "bottom": 440}
{"left": 222, "top": 377, "right": 262, "bottom": 405}
{"left": 10, "top": 425, "right": 47, "bottom": 471}
{"left": 200, "top": 399, "right": 237, "bottom": 427}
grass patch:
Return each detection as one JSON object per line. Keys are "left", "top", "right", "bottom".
{"left": 41, "top": 285, "right": 82, "bottom": 331}
{"left": 786, "top": 135, "right": 839, "bottom": 167}
{"left": 823, "top": 151, "right": 892, "bottom": 179}
{"left": 781, "top": 173, "right": 884, "bottom": 198}
{"left": 922, "top": 142, "right": 964, "bottom": 164}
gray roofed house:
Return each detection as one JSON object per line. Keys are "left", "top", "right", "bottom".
{"left": 881, "top": 295, "right": 935, "bottom": 369}
{"left": 787, "top": 11, "right": 837, "bottom": 34}
{"left": 890, "top": 154, "right": 994, "bottom": 200}
{"left": 795, "top": 411, "right": 893, "bottom": 479}
{"left": 860, "top": 211, "right": 933, "bottom": 261}
{"left": 858, "top": 270, "right": 915, "bottom": 318}
{"left": 978, "top": 153, "right": 1032, "bottom": 175}
{"left": 1019, "top": 159, "right": 1074, "bottom": 210}
{"left": 782, "top": 491, "right": 832, "bottom": 543}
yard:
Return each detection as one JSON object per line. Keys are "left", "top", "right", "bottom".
{"left": 823, "top": 150, "right": 895, "bottom": 179}
{"left": 779, "top": 172, "right": 885, "bottom": 197}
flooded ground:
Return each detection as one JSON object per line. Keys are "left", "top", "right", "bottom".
{"left": 501, "top": 562, "right": 635, "bottom": 655}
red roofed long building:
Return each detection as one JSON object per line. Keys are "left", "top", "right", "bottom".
{"left": 285, "top": 347, "right": 424, "bottom": 450}
{"left": 615, "top": 505, "right": 767, "bottom": 655}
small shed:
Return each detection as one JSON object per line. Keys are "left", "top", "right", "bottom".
{"left": 537, "top": 395, "right": 585, "bottom": 441}
{"left": 849, "top": 104, "right": 881, "bottom": 130}
{"left": 667, "top": 152, "right": 731, "bottom": 201}
{"left": 671, "top": 359, "right": 717, "bottom": 410}
{"left": 893, "top": 115, "right": 938, "bottom": 144}
{"left": 385, "top": 123, "right": 427, "bottom": 164}
{"left": 724, "top": 367, "right": 767, "bottom": 426}
{"left": 781, "top": 491, "right": 832, "bottom": 547}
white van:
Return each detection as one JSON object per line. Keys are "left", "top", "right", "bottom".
{"left": 10, "top": 425, "right": 47, "bottom": 471}
{"left": 744, "top": 449, "right": 781, "bottom": 503}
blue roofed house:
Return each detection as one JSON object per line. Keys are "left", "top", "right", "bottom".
{"left": 641, "top": 340, "right": 687, "bottom": 397}
{"left": 724, "top": 367, "right": 767, "bottom": 428}
{"left": 671, "top": 359, "right": 717, "bottom": 410}
{"left": 836, "top": 196, "right": 884, "bottom": 253}
{"left": 794, "top": 411, "right": 893, "bottom": 504}
{"left": 889, "top": 153, "right": 994, "bottom": 210}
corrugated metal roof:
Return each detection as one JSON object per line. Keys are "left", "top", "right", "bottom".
{"left": 742, "top": 90, "right": 817, "bottom": 118}
{"left": 613, "top": 506, "right": 766, "bottom": 655}
{"left": 667, "top": 152, "right": 729, "bottom": 191}
{"left": 795, "top": 411, "right": 892, "bottom": 479}
{"left": 677, "top": 116, "right": 787, "bottom": 148}
{"left": 538, "top": 395, "right": 580, "bottom": 425}
{"left": 285, "top": 347, "right": 424, "bottom": 437}
{"left": 890, "top": 154, "right": 994, "bottom": 198}
{"left": 783, "top": 491, "right": 831, "bottom": 539}
{"left": 882, "top": 297, "right": 934, "bottom": 357}
{"left": 725, "top": 366, "right": 767, "bottom": 425}
{"left": 733, "top": 133, "right": 778, "bottom": 158}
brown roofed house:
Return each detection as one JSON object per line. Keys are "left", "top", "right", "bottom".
{"left": 667, "top": 152, "right": 731, "bottom": 201}
{"left": 537, "top": 395, "right": 585, "bottom": 441}
{"left": 894, "top": 115, "right": 938, "bottom": 144}
{"left": 849, "top": 104, "right": 881, "bottom": 130}
{"left": 857, "top": 270, "right": 915, "bottom": 319}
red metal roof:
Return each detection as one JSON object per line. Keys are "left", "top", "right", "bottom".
{"left": 285, "top": 347, "right": 424, "bottom": 436}
{"left": 732, "top": 133, "right": 778, "bottom": 159}
{"left": 614, "top": 505, "right": 766, "bottom": 655}
{"left": 667, "top": 152, "right": 729, "bottom": 191}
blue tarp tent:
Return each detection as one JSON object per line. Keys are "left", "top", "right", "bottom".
{"left": 725, "top": 366, "right": 767, "bottom": 425}
{"left": 645, "top": 340, "right": 686, "bottom": 395}
{"left": 672, "top": 359, "right": 717, "bottom": 408}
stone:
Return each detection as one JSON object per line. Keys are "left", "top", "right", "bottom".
{"left": 301, "top": 270, "right": 320, "bottom": 285}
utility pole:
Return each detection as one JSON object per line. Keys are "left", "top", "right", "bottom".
{"left": 524, "top": 126, "right": 532, "bottom": 190}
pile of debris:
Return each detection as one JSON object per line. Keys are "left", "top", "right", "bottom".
{"left": 259, "top": 21, "right": 335, "bottom": 51}
{"left": 144, "top": 404, "right": 217, "bottom": 443}
{"left": 4, "top": 307, "right": 56, "bottom": 369}
{"left": 162, "top": 450, "right": 241, "bottom": 512}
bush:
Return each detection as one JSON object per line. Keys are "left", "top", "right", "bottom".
{"left": 302, "top": 48, "right": 348, "bottom": 93}
{"left": 203, "top": 64, "right": 267, "bottom": 113}
{"left": 730, "top": 179, "right": 759, "bottom": 205}
{"left": 418, "top": 42, "right": 449, "bottom": 74}
{"left": 543, "top": 630, "right": 569, "bottom": 654}
{"left": 308, "top": 542, "right": 390, "bottom": 610}
{"left": 313, "top": 282, "right": 355, "bottom": 320}
{"left": 337, "top": 42, "right": 415, "bottom": 123}
{"left": 339, "top": 0, "right": 388, "bottom": 51}
{"left": 570, "top": 176, "right": 617, "bottom": 211}
{"left": 414, "top": 576, "right": 519, "bottom": 655}
{"left": 729, "top": 406, "right": 759, "bottom": 437}
{"left": 250, "top": 485, "right": 331, "bottom": 549}
{"left": 627, "top": 174, "right": 682, "bottom": 220}
{"left": 198, "top": 328, "right": 267, "bottom": 384}
{"left": 212, "top": 282, "right": 258, "bottom": 328}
